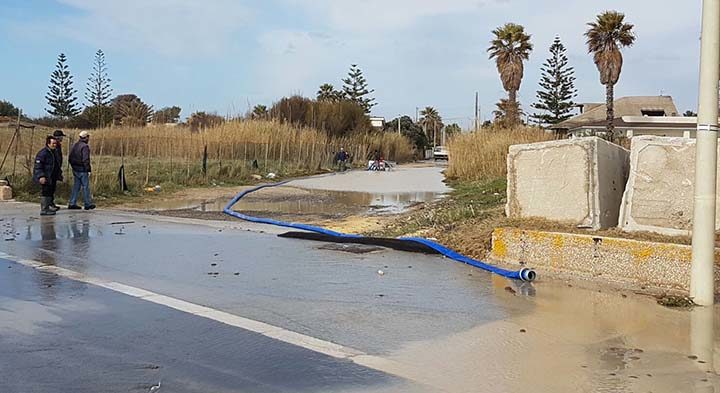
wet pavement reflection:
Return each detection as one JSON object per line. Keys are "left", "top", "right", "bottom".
{"left": 142, "top": 188, "right": 443, "bottom": 216}
{"left": 1, "top": 203, "right": 719, "bottom": 392}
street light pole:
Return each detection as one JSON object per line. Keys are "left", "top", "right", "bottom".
{"left": 691, "top": 0, "right": 720, "bottom": 306}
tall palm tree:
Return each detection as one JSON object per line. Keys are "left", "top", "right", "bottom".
{"left": 488, "top": 23, "right": 533, "bottom": 127}
{"left": 585, "top": 11, "right": 636, "bottom": 140}
{"left": 420, "top": 106, "right": 443, "bottom": 146}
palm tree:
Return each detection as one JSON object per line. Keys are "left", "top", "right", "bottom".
{"left": 419, "top": 106, "right": 443, "bottom": 146}
{"left": 251, "top": 104, "right": 268, "bottom": 119}
{"left": 585, "top": 11, "right": 636, "bottom": 140}
{"left": 493, "top": 99, "right": 523, "bottom": 128}
{"left": 488, "top": 23, "right": 533, "bottom": 127}
{"left": 317, "top": 83, "right": 344, "bottom": 102}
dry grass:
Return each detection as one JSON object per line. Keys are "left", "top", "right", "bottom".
{"left": 0, "top": 120, "right": 415, "bottom": 202}
{"left": 445, "top": 126, "right": 557, "bottom": 181}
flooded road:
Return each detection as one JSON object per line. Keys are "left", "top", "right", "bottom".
{"left": 1, "top": 164, "right": 719, "bottom": 392}
{"left": 136, "top": 164, "right": 450, "bottom": 220}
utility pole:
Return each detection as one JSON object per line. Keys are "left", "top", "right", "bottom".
{"left": 397, "top": 115, "right": 401, "bottom": 135}
{"left": 415, "top": 107, "right": 419, "bottom": 123}
{"left": 475, "top": 92, "right": 479, "bottom": 132}
{"left": 690, "top": 0, "right": 720, "bottom": 306}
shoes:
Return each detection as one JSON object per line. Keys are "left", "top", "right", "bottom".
{"left": 68, "top": 205, "right": 81, "bottom": 210}
{"left": 84, "top": 204, "right": 96, "bottom": 210}
{"left": 49, "top": 204, "right": 60, "bottom": 212}
{"left": 40, "top": 197, "right": 56, "bottom": 216}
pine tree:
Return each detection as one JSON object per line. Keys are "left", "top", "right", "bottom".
{"left": 45, "top": 53, "right": 80, "bottom": 118}
{"left": 85, "top": 49, "right": 113, "bottom": 127}
{"left": 86, "top": 49, "right": 113, "bottom": 107}
{"left": 342, "top": 64, "right": 376, "bottom": 113}
{"left": 531, "top": 36, "right": 577, "bottom": 125}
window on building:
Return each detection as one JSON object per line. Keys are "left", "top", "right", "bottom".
{"left": 641, "top": 109, "right": 666, "bottom": 116}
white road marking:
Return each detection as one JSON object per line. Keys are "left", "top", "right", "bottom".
{"left": 0, "top": 251, "right": 428, "bottom": 388}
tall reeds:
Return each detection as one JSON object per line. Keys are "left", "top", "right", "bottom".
{"left": 446, "top": 127, "right": 557, "bottom": 181}
{"left": 0, "top": 119, "right": 415, "bottom": 199}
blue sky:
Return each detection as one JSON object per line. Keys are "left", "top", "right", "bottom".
{"left": 0, "top": 0, "right": 702, "bottom": 127}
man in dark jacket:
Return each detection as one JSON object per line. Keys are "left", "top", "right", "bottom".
{"left": 50, "top": 129, "right": 66, "bottom": 210}
{"left": 33, "top": 136, "right": 62, "bottom": 216}
{"left": 68, "top": 131, "right": 95, "bottom": 210}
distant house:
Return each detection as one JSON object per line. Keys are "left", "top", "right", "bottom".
{"left": 552, "top": 96, "right": 681, "bottom": 138}
{"left": 369, "top": 116, "right": 385, "bottom": 129}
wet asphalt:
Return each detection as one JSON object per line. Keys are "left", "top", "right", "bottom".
{"left": 0, "top": 203, "right": 526, "bottom": 392}
{"left": 0, "top": 259, "right": 403, "bottom": 393}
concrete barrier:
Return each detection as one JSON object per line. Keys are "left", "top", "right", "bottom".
{"left": 490, "top": 227, "right": 720, "bottom": 295}
{"left": 506, "top": 137, "right": 629, "bottom": 229}
{"left": 620, "top": 136, "right": 720, "bottom": 236}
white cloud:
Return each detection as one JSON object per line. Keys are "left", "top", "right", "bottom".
{"left": 54, "top": 0, "right": 253, "bottom": 56}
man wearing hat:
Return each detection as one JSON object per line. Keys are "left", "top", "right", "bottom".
{"left": 68, "top": 131, "right": 95, "bottom": 210}
{"left": 50, "top": 129, "right": 66, "bottom": 211}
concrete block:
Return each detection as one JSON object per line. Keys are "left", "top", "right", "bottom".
{"left": 506, "top": 137, "right": 629, "bottom": 229}
{"left": 490, "top": 227, "right": 720, "bottom": 295}
{"left": 0, "top": 186, "right": 12, "bottom": 201}
{"left": 620, "top": 136, "right": 719, "bottom": 236}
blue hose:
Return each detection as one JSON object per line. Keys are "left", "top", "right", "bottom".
{"left": 223, "top": 181, "right": 536, "bottom": 281}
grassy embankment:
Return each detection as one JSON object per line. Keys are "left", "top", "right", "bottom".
{"left": 368, "top": 127, "right": 556, "bottom": 257}
{"left": 369, "top": 127, "right": 694, "bottom": 258}
{"left": 0, "top": 120, "right": 414, "bottom": 205}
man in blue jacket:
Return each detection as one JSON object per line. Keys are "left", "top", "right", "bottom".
{"left": 50, "top": 129, "right": 66, "bottom": 210}
{"left": 33, "top": 135, "right": 62, "bottom": 216}
{"left": 68, "top": 131, "right": 95, "bottom": 210}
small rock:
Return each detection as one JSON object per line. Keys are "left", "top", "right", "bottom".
{"left": 251, "top": 174, "right": 262, "bottom": 180}
{"left": 519, "top": 329, "right": 526, "bottom": 333}
{"left": 688, "top": 355, "right": 698, "bottom": 360}
{"left": 234, "top": 272, "right": 240, "bottom": 276}
{"left": 621, "top": 294, "right": 627, "bottom": 298}
{"left": 504, "top": 286, "right": 516, "bottom": 294}
{"left": 377, "top": 269, "right": 385, "bottom": 276}
{"left": 211, "top": 263, "right": 217, "bottom": 266}
{"left": 407, "top": 265, "right": 412, "bottom": 268}
{"left": 376, "top": 294, "right": 384, "bottom": 297}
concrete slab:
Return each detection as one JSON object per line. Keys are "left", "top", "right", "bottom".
{"left": 620, "top": 136, "right": 720, "bottom": 236}
{"left": 490, "top": 227, "right": 720, "bottom": 295}
{"left": 506, "top": 137, "right": 629, "bottom": 229}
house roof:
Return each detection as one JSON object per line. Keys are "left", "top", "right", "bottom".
{"left": 553, "top": 96, "right": 679, "bottom": 130}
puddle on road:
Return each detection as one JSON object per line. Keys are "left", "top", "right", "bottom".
{"left": 144, "top": 188, "right": 443, "bottom": 216}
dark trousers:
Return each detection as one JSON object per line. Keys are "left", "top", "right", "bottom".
{"left": 41, "top": 179, "right": 57, "bottom": 197}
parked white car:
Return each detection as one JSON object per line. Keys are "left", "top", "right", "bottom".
{"left": 433, "top": 146, "right": 449, "bottom": 160}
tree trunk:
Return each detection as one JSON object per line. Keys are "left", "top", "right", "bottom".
{"left": 508, "top": 90, "right": 518, "bottom": 126}
{"left": 606, "top": 83, "right": 614, "bottom": 142}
